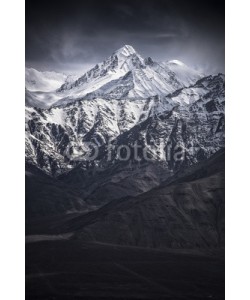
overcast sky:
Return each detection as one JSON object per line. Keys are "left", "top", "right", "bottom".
{"left": 26, "top": 0, "right": 225, "bottom": 76}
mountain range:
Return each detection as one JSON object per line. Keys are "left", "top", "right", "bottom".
{"left": 26, "top": 45, "right": 202, "bottom": 108}
{"left": 25, "top": 45, "right": 225, "bottom": 250}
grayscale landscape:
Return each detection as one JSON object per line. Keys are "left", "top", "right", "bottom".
{"left": 26, "top": 0, "right": 225, "bottom": 299}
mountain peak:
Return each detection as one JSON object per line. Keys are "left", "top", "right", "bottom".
{"left": 35, "top": 45, "right": 203, "bottom": 106}
{"left": 115, "top": 45, "right": 136, "bottom": 56}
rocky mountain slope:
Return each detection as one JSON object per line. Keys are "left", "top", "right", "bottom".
{"left": 61, "top": 149, "right": 225, "bottom": 249}
{"left": 25, "top": 74, "right": 224, "bottom": 176}
{"left": 27, "top": 149, "right": 224, "bottom": 249}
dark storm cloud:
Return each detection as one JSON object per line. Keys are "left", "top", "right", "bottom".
{"left": 26, "top": 0, "right": 224, "bottom": 75}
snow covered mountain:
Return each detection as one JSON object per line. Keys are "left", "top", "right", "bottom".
{"left": 26, "top": 73, "right": 224, "bottom": 176}
{"left": 56, "top": 45, "right": 202, "bottom": 103}
{"left": 25, "top": 45, "right": 224, "bottom": 215}
{"left": 26, "top": 45, "right": 202, "bottom": 108}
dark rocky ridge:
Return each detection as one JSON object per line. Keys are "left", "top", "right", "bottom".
{"left": 51, "top": 149, "right": 225, "bottom": 249}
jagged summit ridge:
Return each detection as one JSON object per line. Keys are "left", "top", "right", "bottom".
{"left": 25, "top": 45, "right": 203, "bottom": 108}
{"left": 53, "top": 46, "right": 202, "bottom": 105}
{"left": 115, "top": 44, "right": 137, "bottom": 56}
